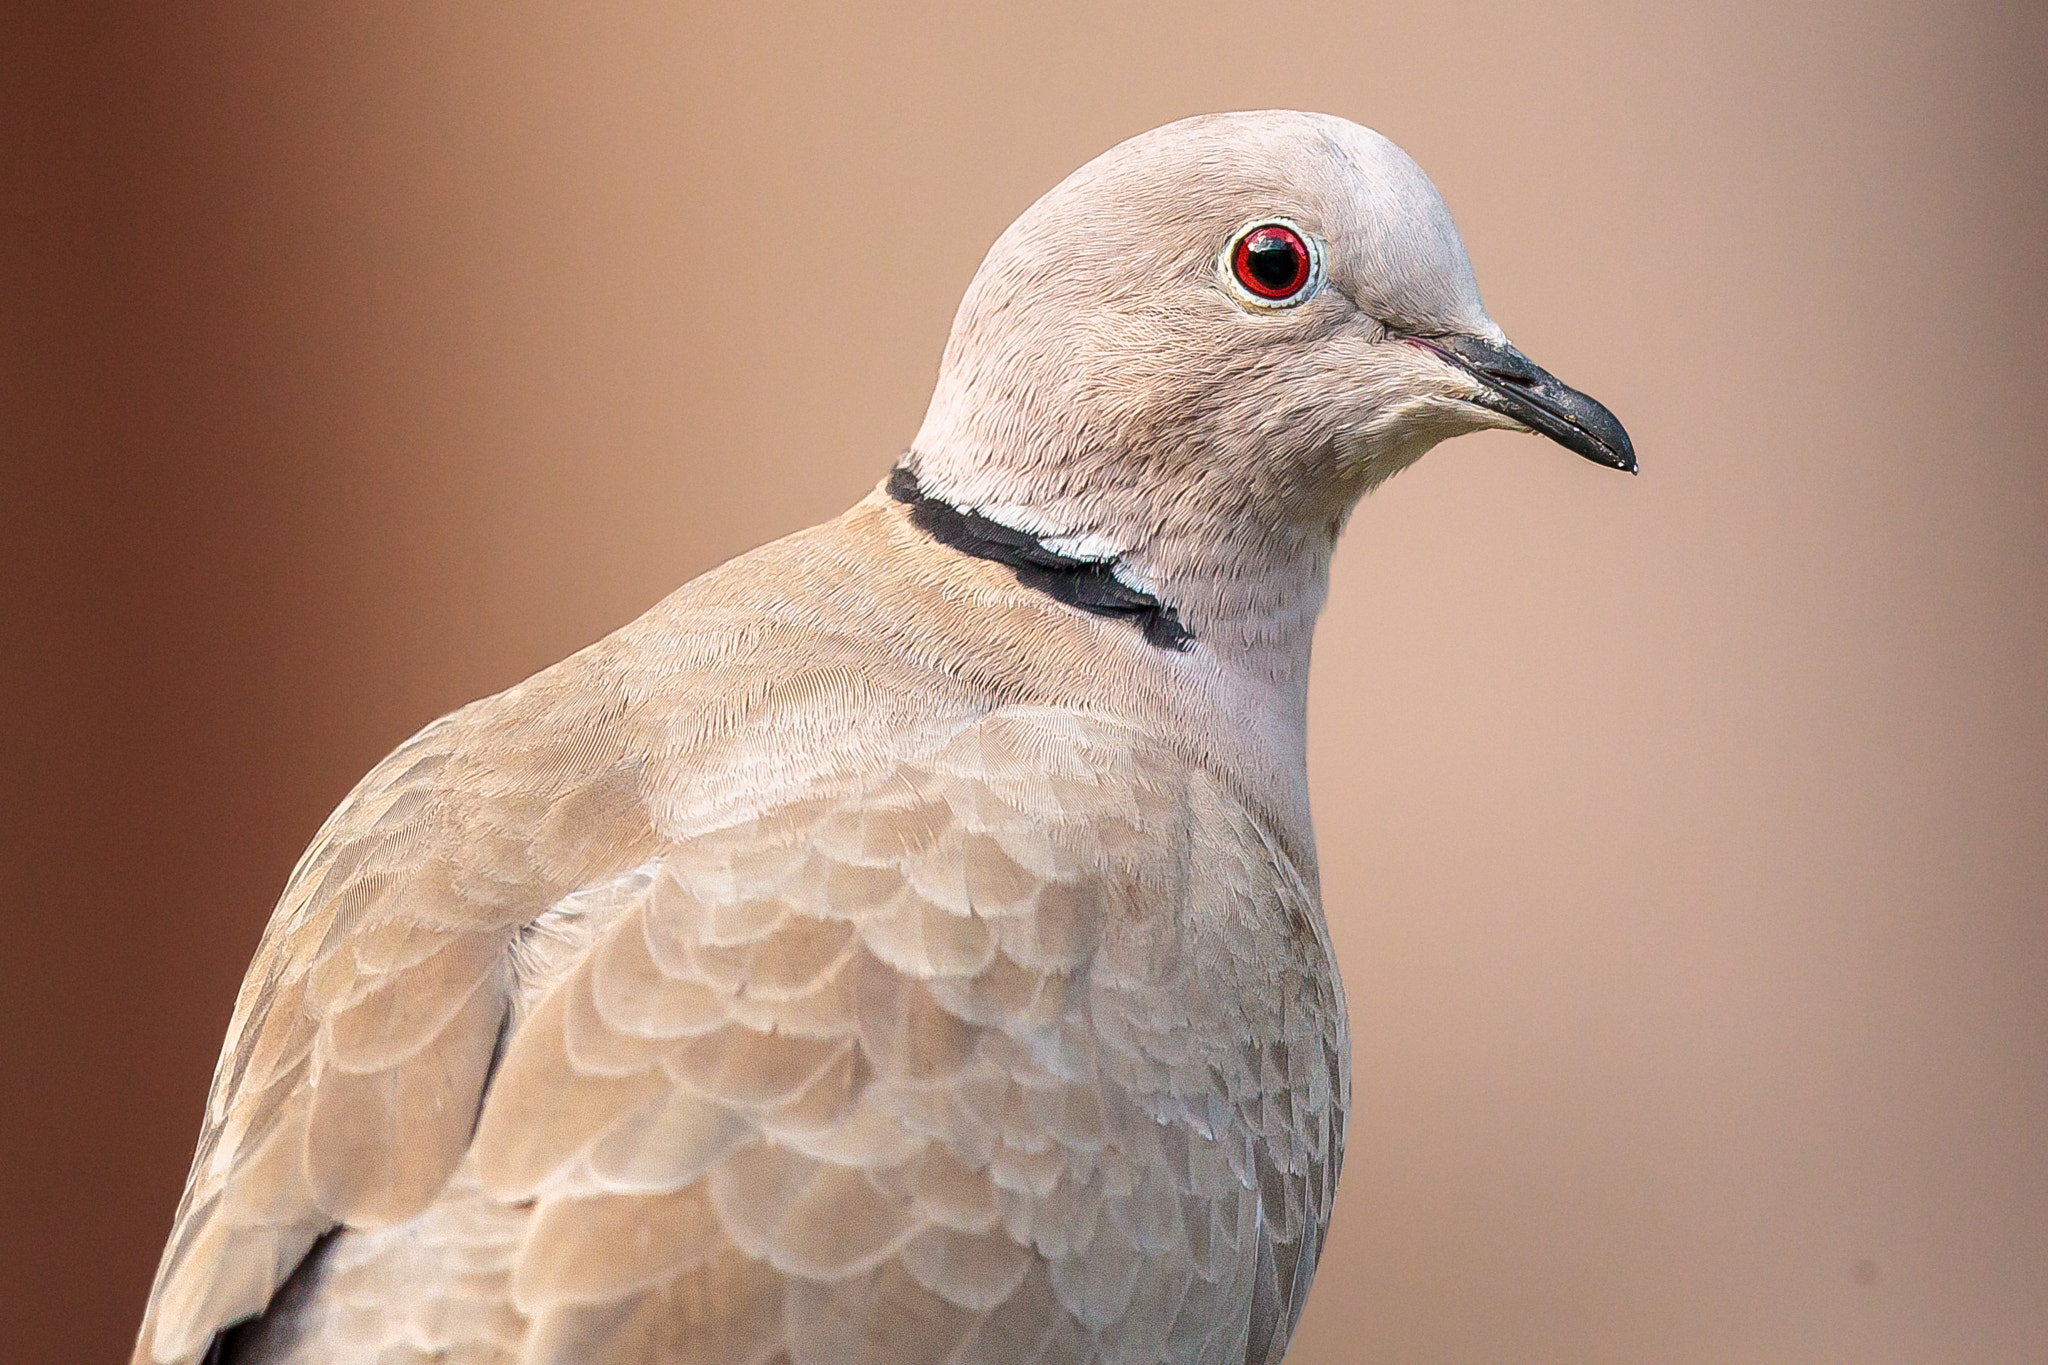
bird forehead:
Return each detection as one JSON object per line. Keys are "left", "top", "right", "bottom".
{"left": 1310, "top": 120, "right": 1490, "bottom": 330}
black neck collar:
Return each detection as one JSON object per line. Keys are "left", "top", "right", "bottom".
{"left": 886, "top": 464, "right": 1192, "bottom": 652}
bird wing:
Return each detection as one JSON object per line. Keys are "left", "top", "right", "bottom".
{"left": 209, "top": 704, "right": 1346, "bottom": 1365}
{"left": 135, "top": 677, "right": 668, "bottom": 1365}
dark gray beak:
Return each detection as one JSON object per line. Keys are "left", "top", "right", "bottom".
{"left": 1403, "top": 332, "right": 1636, "bottom": 473}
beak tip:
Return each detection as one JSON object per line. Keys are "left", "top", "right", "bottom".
{"left": 1570, "top": 404, "right": 1635, "bottom": 474}
{"left": 1568, "top": 425, "right": 1636, "bottom": 474}
{"left": 1576, "top": 404, "right": 1636, "bottom": 475}
{"left": 1615, "top": 434, "right": 1639, "bottom": 475}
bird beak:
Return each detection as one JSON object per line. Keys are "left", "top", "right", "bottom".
{"left": 1401, "top": 332, "right": 1637, "bottom": 473}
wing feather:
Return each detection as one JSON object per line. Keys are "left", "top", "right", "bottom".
{"left": 136, "top": 692, "right": 664, "bottom": 1364}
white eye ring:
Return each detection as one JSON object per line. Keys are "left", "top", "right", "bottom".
{"left": 1219, "top": 217, "right": 1325, "bottom": 310}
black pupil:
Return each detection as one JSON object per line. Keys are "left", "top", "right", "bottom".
{"left": 1246, "top": 234, "right": 1301, "bottom": 291}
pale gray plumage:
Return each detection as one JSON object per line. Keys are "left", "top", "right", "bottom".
{"left": 135, "top": 110, "right": 1631, "bottom": 1365}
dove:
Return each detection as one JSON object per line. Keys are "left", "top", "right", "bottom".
{"left": 134, "top": 109, "right": 1633, "bottom": 1365}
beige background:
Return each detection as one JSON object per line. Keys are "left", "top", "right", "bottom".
{"left": 5, "top": 2, "right": 2044, "bottom": 1361}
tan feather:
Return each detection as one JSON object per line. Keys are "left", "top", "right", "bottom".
{"left": 304, "top": 963, "right": 508, "bottom": 1224}
{"left": 511, "top": 1184, "right": 727, "bottom": 1311}
{"left": 585, "top": 1086, "right": 754, "bottom": 1193}
{"left": 469, "top": 983, "right": 669, "bottom": 1200}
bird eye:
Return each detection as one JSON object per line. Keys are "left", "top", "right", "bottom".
{"left": 1228, "top": 222, "right": 1317, "bottom": 305}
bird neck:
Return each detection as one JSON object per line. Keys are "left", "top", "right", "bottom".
{"left": 892, "top": 452, "right": 1339, "bottom": 712}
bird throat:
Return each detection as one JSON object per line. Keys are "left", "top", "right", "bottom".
{"left": 887, "top": 464, "right": 1193, "bottom": 651}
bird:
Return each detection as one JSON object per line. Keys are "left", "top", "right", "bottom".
{"left": 133, "top": 109, "right": 1633, "bottom": 1365}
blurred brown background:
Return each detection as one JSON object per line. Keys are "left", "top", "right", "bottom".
{"left": 5, "top": 1, "right": 2044, "bottom": 1360}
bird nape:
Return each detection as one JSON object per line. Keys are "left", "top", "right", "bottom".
{"left": 135, "top": 110, "right": 1630, "bottom": 1365}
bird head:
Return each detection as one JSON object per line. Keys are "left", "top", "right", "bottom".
{"left": 901, "top": 111, "right": 1632, "bottom": 680}
{"left": 909, "top": 112, "right": 1631, "bottom": 546}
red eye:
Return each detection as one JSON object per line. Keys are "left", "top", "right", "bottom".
{"left": 1231, "top": 223, "right": 1313, "bottom": 301}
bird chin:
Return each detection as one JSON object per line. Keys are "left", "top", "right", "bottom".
{"left": 1333, "top": 399, "right": 1481, "bottom": 496}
